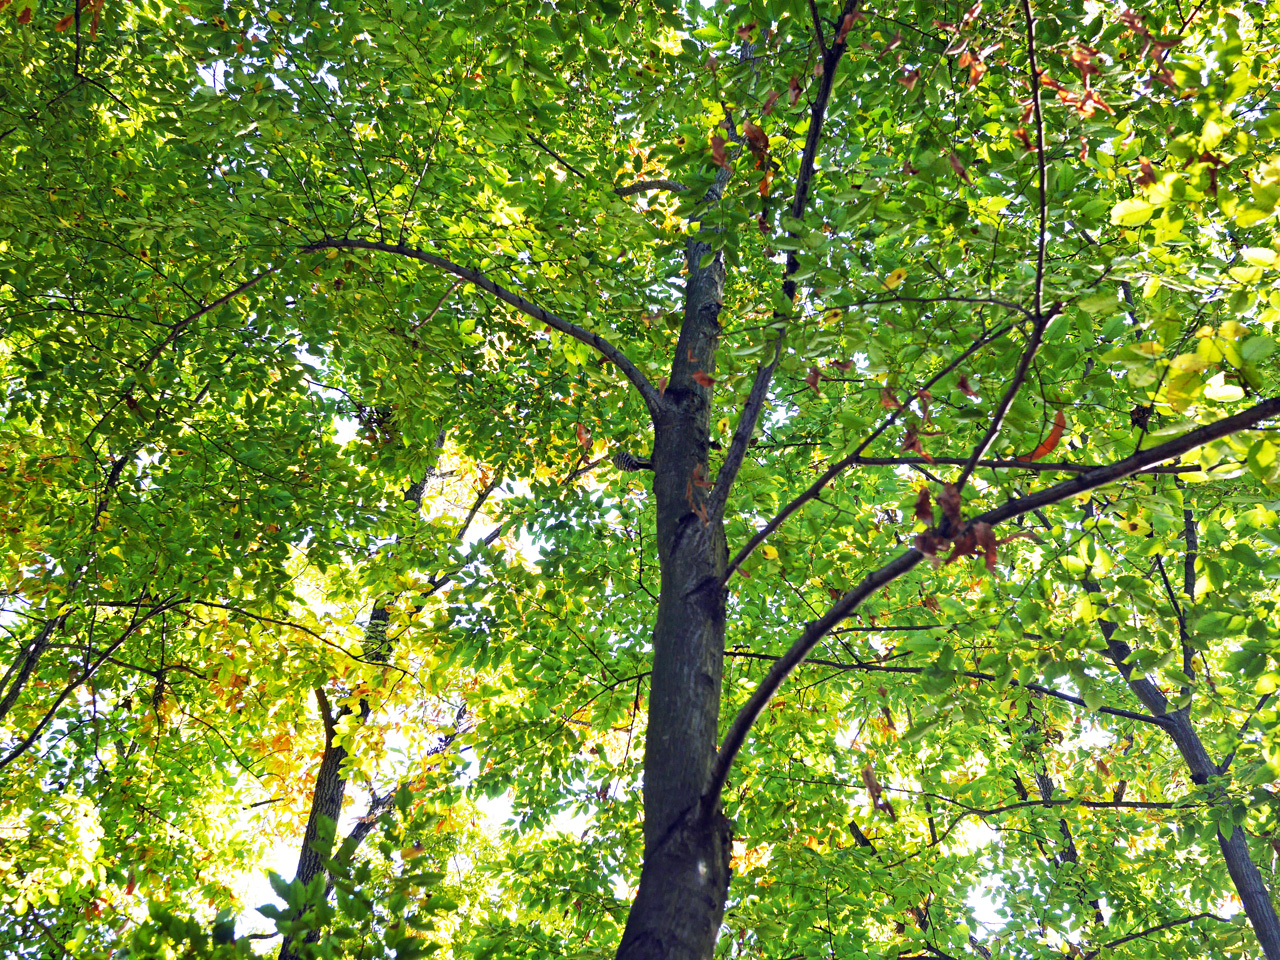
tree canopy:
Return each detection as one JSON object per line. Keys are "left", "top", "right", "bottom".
{"left": 4, "top": 0, "right": 1280, "bottom": 958}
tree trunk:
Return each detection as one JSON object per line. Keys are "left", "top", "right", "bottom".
{"left": 616, "top": 236, "right": 732, "bottom": 959}
{"left": 1099, "top": 617, "right": 1280, "bottom": 960}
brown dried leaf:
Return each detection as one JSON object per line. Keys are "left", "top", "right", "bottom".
{"left": 836, "top": 12, "right": 855, "bottom": 44}
{"left": 974, "top": 521, "right": 998, "bottom": 573}
{"left": 761, "top": 89, "right": 780, "bottom": 115}
{"left": 743, "top": 119, "right": 769, "bottom": 157}
{"left": 692, "top": 370, "right": 716, "bottom": 388}
{"left": 1135, "top": 155, "right": 1156, "bottom": 187}
{"left": 710, "top": 136, "right": 731, "bottom": 171}
{"left": 944, "top": 530, "right": 976, "bottom": 566}
{"left": 937, "top": 483, "right": 962, "bottom": 524}
{"left": 916, "top": 389, "right": 932, "bottom": 423}
{"left": 805, "top": 366, "right": 822, "bottom": 394}
{"left": 957, "top": 374, "right": 978, "bottom": 398}
{"left": 735, "top": 20, "right": 757, "bottom": 41}
{"left": 861, "top": 762, "right": 883, "bottom": 802}
{"left": 881, "top": 388, "right": 903, "bottom": 410}
{"left": 949, "top": 151, "right": 973, "bottom": 184}
{"left": 788, "top": 75, "right": 803, "bottom": 106}
{"left": 899, "top": 68, "right": 920, "bottom": 91}
{"left": 913, "top": 488, "right": 933, "bottom": 525}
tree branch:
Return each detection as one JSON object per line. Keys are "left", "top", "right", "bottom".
{"left": 614, "top": 179, "right": 689, "bottom": 197}
{"left": 1082, "top": 913, "right": 1228, "bottom": 958}
{"left": 723, "top": 650, "right": 1164, "bottom": 726}
{"left": 722, "top": 323, "right": 1013, "bottom": 582}
{"left": 303, "top": 238, "right": 661, "bottom": 415}
{"left": 705, "top": 396, "right": 1280, "bottom": 799}
{"left": 951, "top": 0, "right": 1053, "bottom": 495}
{"left": 707, "top": 2, "right": 857, "bottom": 514}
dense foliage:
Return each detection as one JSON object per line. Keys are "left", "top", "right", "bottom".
{"left": 3, "top": 0, "right": 1280, "bottom": 958}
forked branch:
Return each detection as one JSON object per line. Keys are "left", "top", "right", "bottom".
{"left": 711, "top": 0, "right": 868, "bottom": 513}
{"left": 705, "top": 396, "right": 1280, "bottom": 800}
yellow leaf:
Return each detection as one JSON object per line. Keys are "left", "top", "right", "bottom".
{"left": 267, "top": 9, "right": 284, "bottom": 21}
{"left": 882, "top": 268, "right": 907, "bottom": 290}
{"left": 1204, "top": 374, "right": 1244, "bottom": 402}
{"left": 1169, "top": 353, "right": 1206, "bottom": 375}
{"left": 1219, "top": 320, "right": 1248, "bottom": 341}
{"left": 760, "top": 545, "right": 779, "bottom": 560}
{"left": 113, "top": 187, "right": 127, "bottom": 198}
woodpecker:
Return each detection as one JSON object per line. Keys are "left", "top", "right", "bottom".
{"left": 612, "top": 449, "right": 653, "bottom": 472}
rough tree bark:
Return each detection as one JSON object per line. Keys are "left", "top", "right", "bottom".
{"left": 615, "top": 193, "right": 733, "bottom": 960}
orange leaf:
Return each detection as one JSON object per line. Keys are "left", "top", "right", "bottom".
{"left": 758, "top": 169, "right": 774, "bottom": 197}
{"left": 692, "top": 370, "right": 716, "bottom": 388}
{"left": 1019, "top": 409, "right": 1066, "bottom": 461}
{"left": 576, "top": 423, "right": 592, "bottom": 449}
{"left": 880, "top": 388, "right": 902, "bottom": 410}
{"left": 692, "top": 464, "right": 714, "bottom": 489}
{"left": 55, "top": 11, "right": 74, "bottom": 30}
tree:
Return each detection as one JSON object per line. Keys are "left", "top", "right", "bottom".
{"left": 4, "top": 0, "right": 1280, "bottom": 957}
